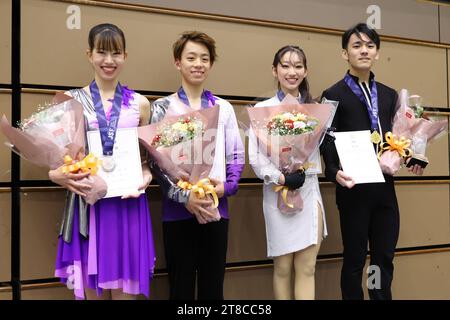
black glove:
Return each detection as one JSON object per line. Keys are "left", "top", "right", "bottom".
{"left": 283, "top": 170, "right": 306, "bottom": 190}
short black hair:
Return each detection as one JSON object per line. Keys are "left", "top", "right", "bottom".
{"left": 342, "top": 23, "right": 380, "bottom": 49}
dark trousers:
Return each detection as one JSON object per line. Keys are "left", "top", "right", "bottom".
{"left": 336, "top": 180, "right": 399, "bottom": 300}
{"left": 163, "top": 218, "right": 229, "bottom": 300}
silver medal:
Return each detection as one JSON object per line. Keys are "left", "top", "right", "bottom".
{"left": 102, "top": 156, "right": 116, "bottom": 172}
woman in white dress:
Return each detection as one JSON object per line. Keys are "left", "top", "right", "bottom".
{"left": 249, "top": 45, "right": 327, "bottom": 300}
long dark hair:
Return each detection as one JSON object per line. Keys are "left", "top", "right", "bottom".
{"left": 272, "top": 45, "right": 313, "bottom": 103}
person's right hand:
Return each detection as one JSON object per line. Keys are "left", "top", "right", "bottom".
{"left": 283, "top": 170, "right": 306, "bottom": 190}
{"left": 48, "top": 168, "right": 92, "bottom": 197}
{"left": 336, "top": 170, "right": 355, "bottom": 189}
{"left": 185, "top": 191, "right": 215, "bottom": 224}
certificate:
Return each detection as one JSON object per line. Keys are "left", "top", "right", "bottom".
{"left": 334, "top": 130, "right": 385, "bottom": 184}
{"left": 87, "top": 127, "right": 144, "bottom": 198}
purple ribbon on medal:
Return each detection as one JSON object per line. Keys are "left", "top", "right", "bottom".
{"left": 177, "top": 87, "right": 216, "bottom": 109}
{"left": 277, "top": 90, "right": 305, "bottom": 104}
{"left": 90, "top": 80, "right": 123, "bottom": 156}
{"left": 344, "top": 72, "right": 379, "bottom": 131}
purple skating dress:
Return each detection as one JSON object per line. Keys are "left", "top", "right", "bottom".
{"left": 54, "top": 87, "right": 155, "bottom": 299}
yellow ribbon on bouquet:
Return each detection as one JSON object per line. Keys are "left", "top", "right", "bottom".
{"left": 177, "top": 178, "right": 219, "bottom": 208}
{"left": 272, "top": 162, "right": 314, "bottom": 208}
{"left": 61, "top": 152, "right": 101, "bottom": 175}
{"left": 377, "top": 132, "right": 412, "bottom": 159}
{"left": 273, "top": 185, "right": 293, "bottom": 208}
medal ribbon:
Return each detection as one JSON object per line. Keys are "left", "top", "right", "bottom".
{"left": 90, "top": 80, "right": 123, "bottom": 156}
{"left": 276, "top": 90, "right": 305, "bottom": 104}
{"left": 177, "top": 87, "right": 216, "bottom": 109}
{"left": 344, "top": 72, "right": 379, "bottom": 131}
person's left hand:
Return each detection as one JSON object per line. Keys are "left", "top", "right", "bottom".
{"left": 138, "top": 165, "right": 153, "bottom": 190}
{"left": 407, "top": 163, "right": 424, "bottom": 176}
{"left": 209, "top": 178, "right": 225, "bottom": 198}
{"left": 121, "top": 165, "right": 152, "bottom": 199}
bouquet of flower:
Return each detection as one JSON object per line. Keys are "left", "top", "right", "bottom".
{"left": 0, "top": 93, "right": 107, "bottom": 204}
{"left": 248, "top": 94, "right": 337, "bottom": 214}
{"left": 378, "top": 89, "right": 448, "bottom": 175}
{"left": 138, "top": 104, "right": 221, "bottom": 222}
{"left": 266, "top": 111, "right": 319, "bottom": 136}
{"left": 151, "top": 116, "right": 204, "bottom": 148}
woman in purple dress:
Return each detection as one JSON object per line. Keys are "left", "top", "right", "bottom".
{"left": 48, "top": 23, "right": 155, "bottom": 300}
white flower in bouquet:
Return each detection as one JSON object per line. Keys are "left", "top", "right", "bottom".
{"left": 293, "top": 121, "right": 306, "bottom": 129}
{"left": 282, "top": 112, "right": 294, "bottom": 120}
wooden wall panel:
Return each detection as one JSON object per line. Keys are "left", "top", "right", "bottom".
{"left": 20, "top": 191, "right": 65, "bottom": 280}
{"left": 22, "top": 1, "right": 447, "bottom": 105}
{"left": 222, "top": 259, "right": 343, "bottom": 300}
{"left": 227, "top": 183, "right": 450, "bottom": 258}
{"left": 239, "top": 136, "right": 257, "bottom": 180}
{"left": 21, "top": 286, "right": 74, "bottom": 300}
{"left": 119, "top": 0, "right": 441, "bottom": 43}
{"left": 0, "top": 93, "right": 11, "bottom": 182}
{"left": 15, "top": 250, "right": 450, "bottom": 299}
{"left": 320, "top": 184, "right": 450, "bottom": 253}
{"left": 0, "top": 0, "right": 11, "bottom": 84}
{"left": 231, "top": 105, "right": 255, "bottom": 179}
{"left": 227, "top": 185, "right": 268, "bottom": 262}
{"left": 146, "top": 188, "right": 166, "bottom": 269}
{"left": 149, "top": 276, "right": 169, "bottom": 300}
{"left": 0, "top": 292, "right": 11, "bottom": 300}
{"left": 18, "top": 0, "right": 346, "bottom": 101}
{"left": 20, "top": 93, "right": 62, "bottom": 180}
{"left": 373, "top": 43, "right": 447, "bottom": 108}
{"left": 440, "top": 4, "right": 450, "bottom": 45}
{"left": 224, "top": 268, "right": 274, "bottom": 300}
{"left": 0, "top": 193, "right": 11, "bottom": 282}
{"left": 393, "top": 251, "right": 450, "bottom": 299}
{"left": 222, "top": 250, "right": 450, "bottom": 300}
{"left": 316, "top": 259, "right": 343, "bottom": 300}
{"left": 316, "top": 183, "right": 450, "bottom": 255}
{"left": 396, "top": 184, "right": 450, "bottom": 248}
{"left": 318, "top": 184, "right": 343, "bottom": 256}
{"left": 22, "top": 0, "right": 180, "bottom": 90}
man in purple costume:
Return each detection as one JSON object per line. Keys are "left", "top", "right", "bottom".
{"left": 150, "top": 31, "right": 245, "bottom": 300}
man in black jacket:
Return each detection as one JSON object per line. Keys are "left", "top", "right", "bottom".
{"left": 321, "top": 23, "right": 423, "bottom": 300}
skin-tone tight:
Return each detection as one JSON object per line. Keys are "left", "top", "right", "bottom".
{"left": 273, "top": 202, "right": 324, "bottom": 300}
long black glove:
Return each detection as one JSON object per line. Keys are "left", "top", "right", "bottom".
{"left": 283, "top": 170, "right": 306, "bottom": 190}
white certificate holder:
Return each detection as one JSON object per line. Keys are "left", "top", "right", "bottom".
{"left": 87, "top": 127, "right": 144, "bottom": 198}
{"left": 334, "top": 130, "right": 385, "bottom": 184}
